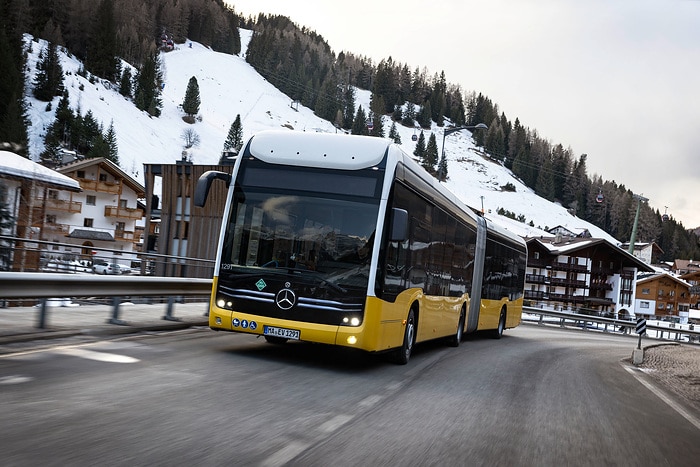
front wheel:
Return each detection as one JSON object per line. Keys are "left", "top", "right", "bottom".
{"left": 392, "top": 308, "right": 416, "bottom": 365}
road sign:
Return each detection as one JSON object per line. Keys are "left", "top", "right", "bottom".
{"left": 636, "top": 318, "right": 647, "bottom": 335}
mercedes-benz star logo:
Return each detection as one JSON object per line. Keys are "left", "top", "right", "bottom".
{"left": 275, "top": 288, "right": 296, "bottom": 310}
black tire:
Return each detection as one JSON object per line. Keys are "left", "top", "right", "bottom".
{"left": 392, "top": 308, "right": 416, "bottom": 365}
{"left": 447, "top": 307, "right": 465, "bottom": 347}
{"left": 264, "top": 336, "right": 288, "bottom": 345}
{"left": 492, "top": 307, "right": 506, "bottom": 339}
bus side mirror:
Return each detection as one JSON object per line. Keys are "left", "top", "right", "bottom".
{"left": 390, "top": 208, "right": 408, "bottom": 242}
{"left": 194, "top": 170, "right": 231, "bottom": 207}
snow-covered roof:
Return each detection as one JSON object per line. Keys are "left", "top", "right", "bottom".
{"left": 0, "top": 150, "right": 80, "bottom": 191}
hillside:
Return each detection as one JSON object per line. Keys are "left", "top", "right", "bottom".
{"left": 23, "top": 31, "right": 619, "bottom": 244}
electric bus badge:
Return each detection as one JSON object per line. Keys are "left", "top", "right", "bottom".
{"left": 275, "top": 288, "right": 296, "bottom": 310}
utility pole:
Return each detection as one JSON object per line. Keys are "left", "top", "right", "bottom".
{"left": 628, "top": 193, "right": 648, "bottom": 255}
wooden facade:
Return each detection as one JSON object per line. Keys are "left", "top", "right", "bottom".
{"left": 635, "top": 273, "right": 692, "bottom": 320}
{"left": 143, "top": 160, "right": 233, "bottom": 278}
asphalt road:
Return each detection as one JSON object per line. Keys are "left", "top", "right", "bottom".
{"left": 1, "top": 325, "right": 698, "bottom": 466}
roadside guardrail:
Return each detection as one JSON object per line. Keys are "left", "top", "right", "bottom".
{"left": 0, "top": 272, "right": 212, "bottom": 328}
{"left": 522, "top": 305, "right": 700, "bottom": 344}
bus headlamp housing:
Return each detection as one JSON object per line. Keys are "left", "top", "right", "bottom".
{"left": 342, "top": 316, "right": 362, "bottom": 327}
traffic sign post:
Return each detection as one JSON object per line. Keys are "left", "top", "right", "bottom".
{"left": 635, "top": 318, "right": 647, "bottom": 350}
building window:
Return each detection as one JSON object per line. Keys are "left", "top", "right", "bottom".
{"left": 86, "top": 195, "right": 96, "bottom": 206}
{"left": 666, "top": 303, "right": 674, "bottom": 311}
{"left": 669, "top": 290, "right": 675, "bottom": 297}
{"left": 77, "top": 170, "right": 85, "bottom": 178}
{"left": 173, "top": 221, "right": 189, "bottom": 239}
{"left": 46, "top": 214, "right": 56, "bottom": 224}
{"left": 642, "top": 288, "right": 650, "bottom": 295}
{"left": 84, "top": 218, "right": 94, "bottom": 228}
{"left": 657, "top": 302, "right": 664, "bottom": 310}
{"left": 658, "top": 289, "right": 664, "bottom": 296}
{"left": 119, "top": 199, "right": 127, "bottom": 208}
{"left": 640, "top": 301, "right": 649, "bottom": 309}
{"left": 534, "top": 252, "right": 540, "bottom": 260}
{"left": 99, "top": 173, "right": 108, "bottom": 182}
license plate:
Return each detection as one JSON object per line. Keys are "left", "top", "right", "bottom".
{"left": 263, "top": 325, "right": 300, "bottom": 340}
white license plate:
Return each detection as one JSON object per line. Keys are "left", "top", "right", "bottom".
{"left": 263, "top": 325, "right": 300, "bottom": 340}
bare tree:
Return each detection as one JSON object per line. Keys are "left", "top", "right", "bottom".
{"left": 181, "top": 128, "right": 200, "bottom": 149}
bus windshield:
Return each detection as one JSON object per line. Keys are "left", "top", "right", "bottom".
{"left": 219, "top": 163, "right": 383, "bottom": 298}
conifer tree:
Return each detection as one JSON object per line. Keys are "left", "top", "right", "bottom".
{"left": 105, "top": 120, "right": 119, "bottom": 164}
{"left": 417, "top": 101, "right": 432, "bottom": 129}
{"left": 389, "top": 122, "right": 401, "bottom": 144}
{"left": 437, "top": 153, "right": 448, "bottom": 181}
{"left": 223, "top": 115, "right": 244, "bottom": 154}
{"left": 182, "top": 76, "right": 201, "bottom": 122}
{"left": 402, "top": 102, "right": 415, "bottom": 127}
{"left": 119, "top": 67, "right": 132, "bottom": 97}
{"left": 370, "top": 112, "right": 384, "bottom": 138}
{"left": 40, "top": 121, "right": 62, "bottom": 167}
{"left": 87, "top": 131, "right": 110, "bottom": 159}
{"left": 87, "top": 0, "right": 118, "bottom": 81}
{"left": 413, "top": 131, "right": 426, "bottom": 162}
{"left": 423, "top": 132, "right": 438, "bottom": 174}
{"left": 392, "top": 103, "right": 403, "bottom": 122}
{"left": 351, "top": 106, "right": 369, "bottom": 135}
{"left": 33, "top": 42, "right": 64, "bottom": 102}
{"left": 134, "top": 53, "right": 163, "bottom": 117}
{"left": 342, "top": 85, "right": 355, "bottom": 130}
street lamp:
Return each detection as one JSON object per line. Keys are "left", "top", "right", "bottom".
{"left": 438, "top": 123, "right": 488, "bottom": 181}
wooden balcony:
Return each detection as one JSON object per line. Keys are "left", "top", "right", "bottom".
{"left": 42, "top": 223, "right": 70, "bottom": 235}
{"left": 114, "top": 230, "right": 139, "bottom": 243}
{"left": 104, "top": 205, "right": 144, "bottom": 220}
{"left": 550, "top": 262, "right": 589, "bottom": 273}
{"left": 79, "top": 179, "right": 120, "bottom": 194}
{"left": 44, "top": 198, "right": 82, "bottom": 213}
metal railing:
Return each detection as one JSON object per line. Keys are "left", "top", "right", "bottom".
{"left": 0, "top": 272, "right": 212, "bottom": 328}
{"left": 522, "top": 305, "right": 700, "bottom": 344}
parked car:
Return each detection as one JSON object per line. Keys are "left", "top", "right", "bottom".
{"left": 92, "top": 262, "right": 131, "bottom": 275}
{"left": 113, "top": 264, "right": 132, "bottom": 275}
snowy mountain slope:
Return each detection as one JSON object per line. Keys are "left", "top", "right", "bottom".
{"left": 23, "top": 30, "right": 619, "bottom": 244}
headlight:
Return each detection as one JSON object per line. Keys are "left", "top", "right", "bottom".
{"left": 342, "top": 316, "right": 361, "bottom": 326}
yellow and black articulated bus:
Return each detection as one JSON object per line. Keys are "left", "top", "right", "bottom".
{"left": 195, "top": 130, "right": 527, "bottom": 364}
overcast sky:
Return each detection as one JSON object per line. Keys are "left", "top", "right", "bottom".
{"left": 228, "top": 0, "right": 700, "bottom": 228}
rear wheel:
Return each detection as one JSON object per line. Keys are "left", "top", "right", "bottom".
{"left": 447, "top": 307, "right": 465, "bottom": 347}
{"left": 492, "top": 307, "right": 506, "bottom": 339}
{"left": 392, "top": 308, "right": 416, "bottom": 365}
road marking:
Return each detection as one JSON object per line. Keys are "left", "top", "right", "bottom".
{"left": 317, "top": 414, "right": 354, "bottom": 433}
{"left": 623, "top": 364, "right": 700, "bottom": 431}
{"left": 53, "top": 348, "right": 139, "bottom": 363}
{"left": 0, "top": 375, "right": 33, "bottom": 385}
{"left": 358, "top": 394, "right": 383, "bottom": 408}
{"left": 261, "top": 441, "right": 310, "bottom": 467}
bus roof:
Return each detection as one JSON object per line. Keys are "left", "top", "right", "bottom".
{"left": 248, "top": 130, "right": 390, "bottom": 170}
